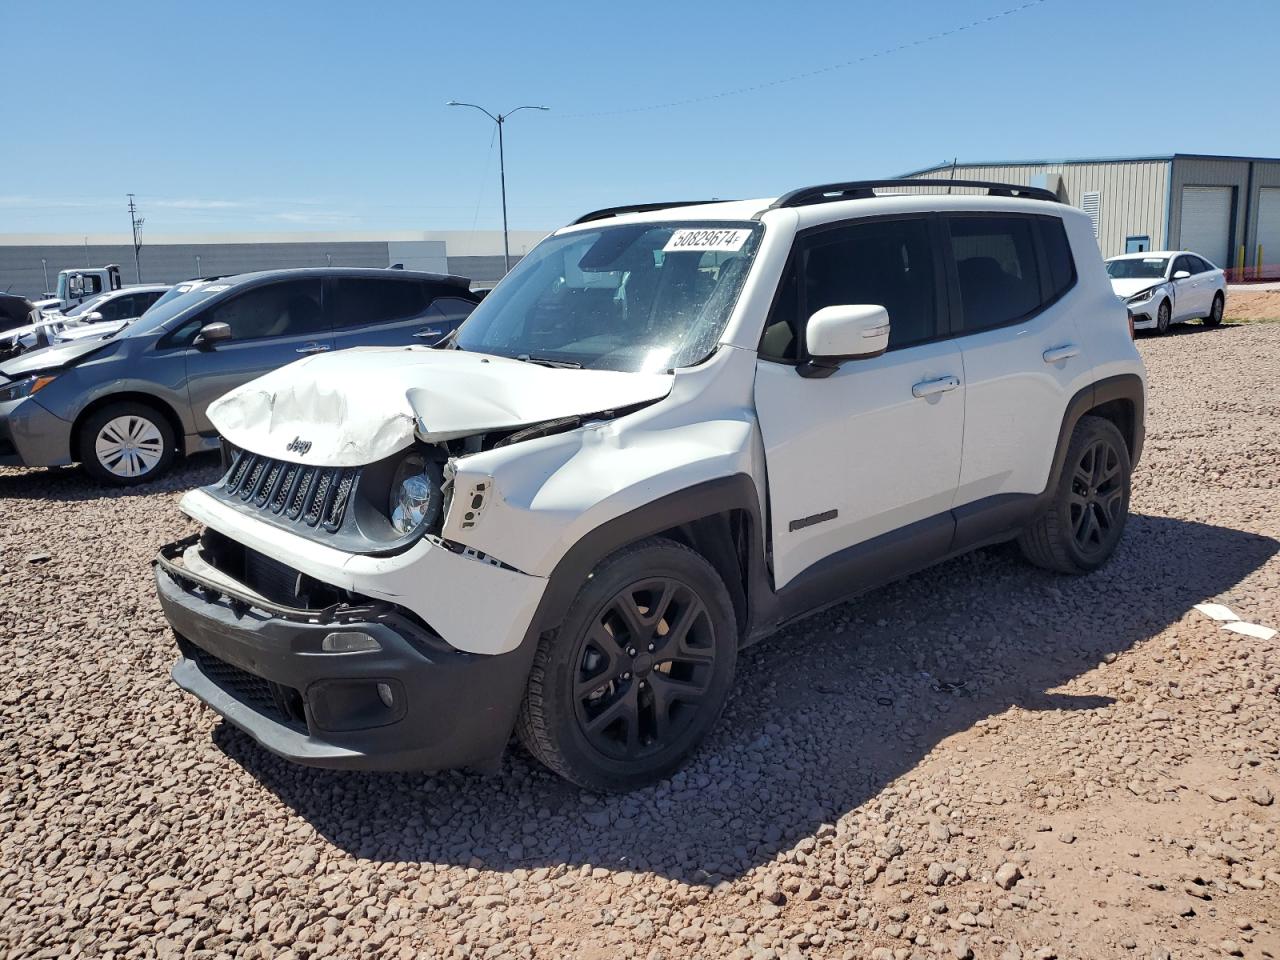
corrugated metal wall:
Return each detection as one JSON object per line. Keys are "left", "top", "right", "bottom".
{"left": 908, "top": 160, "right": 1171, "bottom": 257}
{"left": 0, "top": 241, "right": 393, "bottom": 300}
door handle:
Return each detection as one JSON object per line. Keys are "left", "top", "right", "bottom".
{"left": 414, "top": 327, "right": 444, "bottom": 339}
{"left": 1042, "top": 344, "right": 1080, "bottom": 364}
{"left": 911, "top": 375, "right": 960, "bottom": 398}
{"left": 296, "top": 342, "right": 330, "bottom": 354}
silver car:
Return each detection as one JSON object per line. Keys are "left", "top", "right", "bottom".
{"left": 0, "top": 268, "right": 479, "bottom": 484}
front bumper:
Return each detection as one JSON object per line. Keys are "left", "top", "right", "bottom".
{"left": 155, "top": 538, "right": 537, "bottom": 771}
{"left": 1126, "top": 300, "right": 1158, "bottom": 329}
{"left": 0, "top": 398, "right": 73, "bottom": 467}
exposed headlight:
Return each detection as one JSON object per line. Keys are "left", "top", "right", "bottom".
{"left": 1126, "top": 288, "right": 1158, "bottom": 305}
{"left": 388, "top": 451, "right": 443, "bottom": 535}
{"left": 0, "top": 374, "right": 57, "bottom": 403}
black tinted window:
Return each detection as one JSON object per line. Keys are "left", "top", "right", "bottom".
{"left": 949, "top": 217, "right": 1042, "bottom": 332}
{"left": 1191, "top": 255, "right": 1213, "bottom": 274}
{"left": 330, "top": 278, "right": 430, "bottom": 329}
{"left": 1172, "top": 256, "right": 1193, "bottom": 277}
{"left": 1038, "top": 217, "right": 1076, "bottom": 300}
{"left": 761, "top": 218, "right": 938, "bottom": 361}
{"left": 204, "top": 279, "right": 325, "bottom": 340}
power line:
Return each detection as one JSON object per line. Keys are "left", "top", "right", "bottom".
{"left": 560, "top": 0, "right": 1050, "bottom": 119}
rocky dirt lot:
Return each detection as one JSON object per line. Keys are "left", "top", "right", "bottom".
{"left": 2, "top": 322, "right": 1278, "bottom": 960}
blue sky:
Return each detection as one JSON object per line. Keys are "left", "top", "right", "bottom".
{"left": 5, "top": 0, "right": 1277, "bottom": 235}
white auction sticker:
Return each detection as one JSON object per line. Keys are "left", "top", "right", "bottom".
{"left": 663, "top": 228, "right": 751, "bottom": 253}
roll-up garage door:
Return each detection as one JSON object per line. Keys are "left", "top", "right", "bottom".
{"left": 1257, "top": 187, "right": 1280, "bottom": 271}
{"left": 1179, "top": 186, "right": 1232, "bottom": 267}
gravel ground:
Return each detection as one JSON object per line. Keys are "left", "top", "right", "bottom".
{"left": 2, "top": 322, "right": 1278, "bottom": 960}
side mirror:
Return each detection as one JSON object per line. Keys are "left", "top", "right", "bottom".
{"left": 194, "top": 322, "right": 232, "bottom": 347}
{"left": 1172, "top": 270, "right": 1191, "bottom": 280}
{"left": 800, "top": 304, "right": 890, "bottom": 378}
{"left": 83, "top": 311, "right": 104, "bottom": 323}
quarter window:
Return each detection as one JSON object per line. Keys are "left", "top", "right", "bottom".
{"left": 948, "top": 216, "right": 1042, "bottom": 333}
{"left": 760, "top": 218, "right": 939, "bottom": 361}
{"left": 1038, "top": 217, "right": 1077, "bottom": 302}
{"left": 202, "top": 279, "right": 326, "bottom": 340}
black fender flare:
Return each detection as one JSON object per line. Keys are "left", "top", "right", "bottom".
{"left": 521, "top": 473, "right": 765, "bottom": 646}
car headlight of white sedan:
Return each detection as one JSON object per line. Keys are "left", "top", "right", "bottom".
{"left": 1126, "top": 287, "right": 1160, "bottom": 306}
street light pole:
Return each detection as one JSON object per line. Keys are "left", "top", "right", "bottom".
{"left": 447, "top": 101, "right": 549, "bottom": 274}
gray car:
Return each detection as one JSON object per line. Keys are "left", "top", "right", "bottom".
{"left": 0, "top": 268, "right": 479, "bottom": 484}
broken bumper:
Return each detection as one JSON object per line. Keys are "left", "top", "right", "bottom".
{"left": 155, "top": 538, "right": 537, "bottom": 771}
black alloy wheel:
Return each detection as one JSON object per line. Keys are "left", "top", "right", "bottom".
{"left": 1156, "top": 298, "right": 1171, "bottom": 334}
{"left": 516, "top": 537, "right": 737, "bottom": 791}
{"left": 1068, "top": 435, "right": 1125, "bottom": 560}
{"left": 572, "top": 576, "right": 718, "bottom": 761}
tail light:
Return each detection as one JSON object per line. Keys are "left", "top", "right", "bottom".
{"left": 1127, "top": 310, "right": 1135, "bottom": 340}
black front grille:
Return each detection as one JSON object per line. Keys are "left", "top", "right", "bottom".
{"left": 221, "top": 451, "right": 358, "bottom": 532}
{"left": 178, "top": 637, "right": 307, "bottom": 730}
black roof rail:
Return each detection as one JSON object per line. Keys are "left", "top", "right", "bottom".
{"left": 769, "top": 178, "right": 1060, "bottom": 210}
{"left": 571, "top": 200, "right": 724, "bottom": 225}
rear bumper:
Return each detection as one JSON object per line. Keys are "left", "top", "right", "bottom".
{"left": 0, "top": 398, "right": 73, "bottom": 467}
{"left": 155, "top": 540, "right": 536, "bottom": 771}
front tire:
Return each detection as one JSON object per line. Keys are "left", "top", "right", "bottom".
{"left": 1018, "top": 415, "right": 1131, "bottom": 574}
{"left": 1155, "top": 298, "right": 1171, "bottom": 334}
{"left": 79, "top": 401, "right": 176, "bottom": 485}
{"left": 517, "top": 537, "right": 737, "bottom": 791}
{"left": 1203, "top": 292, "right": 1224, "bottom": 327}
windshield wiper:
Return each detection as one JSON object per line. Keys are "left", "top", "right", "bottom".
{"left": 516, "top": 354, "right": 583, "bottom": 369}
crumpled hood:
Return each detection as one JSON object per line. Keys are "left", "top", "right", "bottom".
{"left": 1110, "top": 277, "right": 1168, "bottom": 299}
{"left": 207, "top": 346, "right": 676, "bottom": 466}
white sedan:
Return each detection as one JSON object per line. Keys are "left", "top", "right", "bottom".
{"left": 1105, "top": 251, "right": 1226, "bottom": 334}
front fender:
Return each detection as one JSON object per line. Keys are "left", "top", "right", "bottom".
{"left": 443, "top": 414, "right": 764, "bottom": 579}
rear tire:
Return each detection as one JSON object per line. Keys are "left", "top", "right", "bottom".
{"left": 1203, "top": 292, "right": 1224, "bottom": 327}
{"left": 79, "top": 401, "right": 176, "bottom": 486}
{"left": 1155, "top": 298, "right": 1171, "bottom": 334}
{"left": 1018, "top": 415, "right": 1131, "bottom": 574}
{"left": 516, "top": 537, "right": 737, "bottom": 792}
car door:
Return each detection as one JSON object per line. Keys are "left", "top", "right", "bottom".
{"left": 943, "top": 213, "right": 1086, "bottom": 539}
{"left": 1189, "top": 255, "right": 1219, "bottom": 316}
{"left": 176, "top": 278, "right": 331, "bottom": 434}
{"left": 754, "top": 215, "right": 964, "bottom": 589}
{"left": 1169, "top": 255, "right": 1201, "bottom": 320}
{"left": 328, "top": 277, "right": 442, "bottom": 349}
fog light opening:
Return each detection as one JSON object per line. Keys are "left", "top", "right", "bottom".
{"left": 322, "top": 631, "right": 382, "bottom": 653}
{"left": 376, "top": 682, "right": 395, "bottom": 708}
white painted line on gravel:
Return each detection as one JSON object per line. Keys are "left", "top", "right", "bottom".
{"left": 1193, "top": 602, "right": 1240, "bottom": 622}
{"left": 1220, "top": 621, "right": 1278, "bottom": 641}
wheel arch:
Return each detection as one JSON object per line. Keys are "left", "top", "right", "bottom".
{"left": 1044, "top": 374, "right": 1145, "bottom": 500}
{"left": 525, "top": 474, "right": 764, "bottom": 649}
{"left": 70, "top": 392, "right": 185, "bottom": 464}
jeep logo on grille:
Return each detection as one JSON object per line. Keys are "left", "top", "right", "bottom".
{"left": 286, "top": 437, "right": 312, "bottom": 456}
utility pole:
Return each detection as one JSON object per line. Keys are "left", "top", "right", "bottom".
{"left": 447, "top": 101, "right": 549, "bottom": 274}
{"left": 127, "top": 194, "right": 145, "bottom": 282}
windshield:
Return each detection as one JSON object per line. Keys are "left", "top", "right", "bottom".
{"left": 122, "top": 283, "right": 225, "bottom": 337}
{"left": 63, "top": 293, "right": 109, "bottom": 317}
{"left": 1106, "top": 257, "right": 1168, "bottom": 280}
{"left": 454, "top": 221, "right": 762, "bottom": 372}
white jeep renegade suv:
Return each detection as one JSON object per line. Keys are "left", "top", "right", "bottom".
{"left": 154, "top": 179, "right": 1146, "bottom": 791}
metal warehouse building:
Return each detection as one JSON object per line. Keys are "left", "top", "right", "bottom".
{"left": 903, "top": 154, "right": 1280, "bottom": 275}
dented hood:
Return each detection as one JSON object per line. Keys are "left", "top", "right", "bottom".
{"left": 207, "top": 346, "right": 675, "bottom": 466}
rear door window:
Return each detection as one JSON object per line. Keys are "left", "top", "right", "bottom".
{"left": 201, "top": 279, "right": 326, "bottom": 340}
{"left": 329, "top": 278, "right": 431, "bottom": 330}
{"left": 947, "top": 216, "right": 1043, "bottom": 333}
